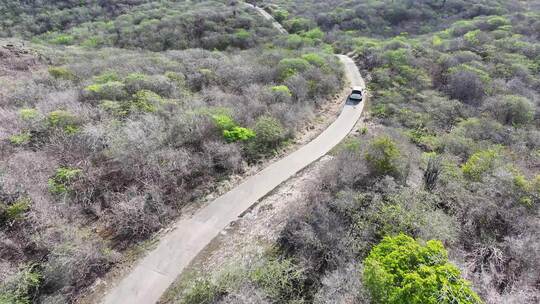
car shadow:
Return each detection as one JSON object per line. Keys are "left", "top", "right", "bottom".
{"left": 345, "top": 97, "right": 362, "bottom": 106}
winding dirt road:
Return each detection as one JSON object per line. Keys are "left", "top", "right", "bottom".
{"left": 100, "top": 5, "right": 365, "bottom": 304}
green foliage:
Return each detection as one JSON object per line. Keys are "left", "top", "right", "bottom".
{"left": 462, "top": 148, "right": 500, "bottom": 181}
{"left": 223, "top": 127, "right": 255, "bottom": 142}
{"left": 234, "top": 29, "right": 251, "bottom": 40}
{"left": 99, "top": 100, "right": 127, "bottom": 116}
{"left": 273, "top": 9, "right": 289, "bottom": 23}
{"left": 212, "top": 114, "right": 237, "bottom": 131}
{"left": 360, "top": 127, "right": 368, "bottom": 135}
{"left": 1, "top": 197, "right": 31, "bottom": 224}
{"left": 81, "top": 36, "right": 104, "bottom": 48}
{"left": 432, "top": 35, "right": 444, "bottom": 47}
{"left": 271, "top": 85, "right": 292, "bottom": 97}
{"left": 9, "top": 132, "right": 31, "bottom": 146}
{"left": 285, "top": 17, "right": 312, "bottom": 33}
{"left": 250, "top": 258, "right": 305, "bottom": 301}
{"left": 0, "top": 264, "right": 42, "bottom": 304}
{"left": 334, "top": 137, "right": 361, "bottom": 154}
{"left": 48, "top": 167, "right": 82, "bottom": 195}
{"left": 47, "top": 110, "right": 79, "bottom": 134}
{"left": 18, "top": 108, "right": 39, "bottom": 120}
{"left": 302, "top": 27, "right": 324, "bottom": 40}
{"left": 85, "top": 80, "right": 127, "bottom": 101}
{"left": 486, "top": 16, "right": 510, "bottom": 30}
{"left": 181, "top": 279, "right": 221, "bottom": 304}
{"left": 131, "top": 90, "right": 160, "bottom": 112}
{"left": 249, "top": 116, "right": 287, "bottom": 156}
{"left": 93, "top": 71, "right": 120, "bottom": 84}
{"left": 488, "top": 95, "right": 534, "bottom": 125}
{"left": 50, "top": 34, "right": 73, "bottom": 45}
{"left": 48, "top": 66, "right": 75, "bottom": 80}
{"left": 278, "top": 57, "right": 310, "bottom": 79}
{"left": 211, "top": 113, "right": 255, "bottom": 143}
{"left": 9, "top": 132, "right": 32, "bottom": 146}
{"left": 301, "top": 53, "right": 325, "bottom": 66}
{"left": 511, "top": 170, "right": 540, "bottom": 207}
{"left": 363, "top": 234, "right": 482, "bottom": 304}
{"left": 1, "top": 197, "right": 31, "bottom": 226}
{"left": 180, "top": 266, "right": 245, "bottom": 304}
{"left": 448, "top": 64, "right": 491, "bottom": 84}
{"left": 384, "top": 48, "right": 410, "bottom": 67}
{"left": 284, "top": 34, "right": 316, "bottom": 49}
{"left": 365, "top": 136, "right": 402, "bottom": 178}
{"left": 464, "top": 29, "right": 482, "bottom": 45}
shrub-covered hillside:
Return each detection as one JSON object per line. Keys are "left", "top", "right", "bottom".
{"left": 0, "top": 1, "right": 344, "bottom": 303}
{"left": 257, "top": 0, "right": 525, "bottom": 37}
{"left": 173, "top": 2, "right": 540, "bottom": 304}
{"left": 0, "top": 0, "right": 151, "bottom": 37}
{"left": 2, "top": 0, "right": 280, "bottom": 51}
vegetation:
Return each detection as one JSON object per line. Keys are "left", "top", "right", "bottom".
{"left": 172, "top": 1, "right": 540, "bottom": 303}
{"left": 0, "top": 0, "right": 345, "bottom": 302}
{"left": 2, "top": 0, "right": 540, "bottom": 303}
{"left": 364, "top": 234, "right": 482, "bottom": 304}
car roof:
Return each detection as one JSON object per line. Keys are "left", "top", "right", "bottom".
{"left": 352, "top": 86, "right": 363, "bottom": 91}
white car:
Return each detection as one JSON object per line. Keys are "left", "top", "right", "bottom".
{"left": 348, "top": 86, "right": 363, "bottom": 102}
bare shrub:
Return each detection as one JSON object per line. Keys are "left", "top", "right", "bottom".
{"left": 102, "top": 194, "right": 165, "bottom": 248}
{"left": 447, "top": 70, "right": 485, "bottom": 105}
{"left": 40, "top": 228, "right": 120, "bottom": 299}
{"left": 313, "top": 263, "right": 367, "bottom": 304}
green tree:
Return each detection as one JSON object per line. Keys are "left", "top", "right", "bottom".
{"left": 223, "top": 127, "right": 255, "bottom": 142}
{"left": 247, "top": 116, "right": 287, "bottom": 158}
{"left": 462, "top": 148, "right": 500, "bottom": 181}
{"left": 363, "top": 234, "right": 482, "bottom": 304}
{"left": 365, "top": 136, "right": 402, "bottom": 178}
{"left": 273, "top": 9, "right": 289, "bottom": 23}
{"left": 278, "top": 58, "right": 310, "bottom": 80}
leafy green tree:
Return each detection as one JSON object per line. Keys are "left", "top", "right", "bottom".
{"left": 212, "top": 113, "right": 237, "bottom": 131}
{"left": 273, "top": 9, "right": 289, "bottom": 23}
{"left": 301, "top": 53, "right": 325, "bottom": 67}
{"left": 285, "top": 17, "right": 313, "bottom": 33}
{"left": 253, "top": 116, "right": 286, "bottom": 150}
{"left": 363, "top": 234, "right": 482, "bottom": 304}
{"left": 365, "top": 136, "right": 403, "bottom": 178}
{"left": 462, "top": 148, "right": 500, "bottom": 181}
{"left": 223, "top": 127, "right": 255, "bottom": 142}
{"left": 278, "top": 57, "right": 310, "bottom": 80}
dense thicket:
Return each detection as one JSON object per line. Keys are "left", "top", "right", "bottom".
{"left": 2, "top": 1, "right": 279, "bottom": 52}
{"left": 0, "top": 1, "right": 344, "bottom": 302}
{"left": 175, "top": 2, "right": 540, "bottom": 304}
{"left": 256, "top": 0, "right": 523, "bottom": 37}
{"left": 0, "top": 0, "right": 151, "bottom": 37}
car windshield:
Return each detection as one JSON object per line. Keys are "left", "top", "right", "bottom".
{"left": 352, "top": 90, "right": 362, "bottom": 95}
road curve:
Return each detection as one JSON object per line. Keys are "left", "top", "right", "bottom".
{"left": 100, "top": 5, "right": 366, "bottom": 304}
{"left": 243, "top": 3, "right": 288, "bottom": 34}
{"left": 100, "top": 55, "right": 365, "bottom": 304}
